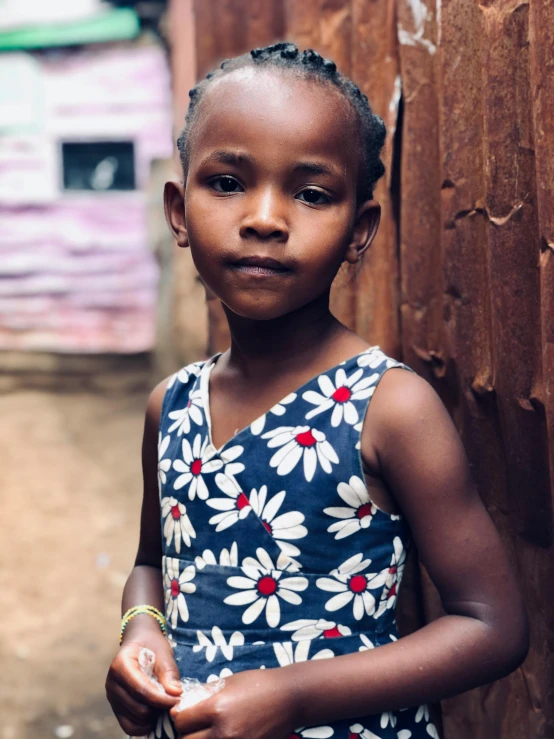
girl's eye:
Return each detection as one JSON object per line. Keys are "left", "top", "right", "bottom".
{"left": 210, "top": 176, "right": 243, "bottom": 194}
{"left": 296, "top": 188, "right": 331, "bottom": 205}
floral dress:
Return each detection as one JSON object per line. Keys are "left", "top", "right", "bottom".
{"left": 154, "top": 346, "right": 439, "bottom": 739}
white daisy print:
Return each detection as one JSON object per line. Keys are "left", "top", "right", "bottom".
{"left": 193, "top": 625, "right": 244, "bottom": 662}
{"left": 158, "top": 433, "right": 171, "bottom": 489}
{"left": 214, "top": 444, "right": 245, "bottom": 495}
{"left": 359, "top": 634, "right": 375, "bottom": 651}
{"left": 160, "top": 496, "right": 196, "bottom": 553}
{"left": 374, "top": 536, "right": 406, "bottom": 619}
{"left": 303, "top": 367, "right": 379, "bottom": 427}
{"left": 381, "top": 711, "right": 397, "bottom": 729}
{"left": 398, "top": 732, "right": 413, "bottom": 739}
{"left": 427, "top": 724, "right": 440, "bottom": 738}
{"left": 250, "top": 392, "right": 297, "bottom": 435}
{"left": 288, "top": 727, "right": 334, "bottom": 739}
{"left": 163, "top": 557, "right": 196, "bottom": 628}
{"left": 316, "top": 553, "right": 388, "bottom": 621}
{"left": 273, "top": 640, "right": 334, "bottom": 666}
{"left": 249, "top": 486, "right": 307, "bottom": 562}
{"left": 281, "top": 618, "right": 351, "bottom": 642}
{"left": 173, "top": 434, "right": 223, "bottom": 500}
{"left": 324, "top": 476, "right": 376, "bottom": 539}
{"left": 167, "top": 388, "right": 204, "bottom": 436}
{"left": 207, "top": 667, "right": 233, "bottom": 683}
{"left": 167, "top": 632, "right": 177, "bottom": 650}
{"left": 415, "top": 705, "right": 430, "bottom": 723}
{"left": 262, "top": 425, "right": 339, "bottom": 482}
{"left": 166, "top": 362, "right": 202, "bottom": 389}
{"left": 206, "top": 485, "right": 252, "bottom": 531}
{"left": 195, "top": 543, "right": 238, "bottom": 569}
{"left": 354, "top": 420, "right": 363, "bottom": 451}
{"left": 224, "top": 548, "right": 308, "bottom": 627}
{"left": 357, "top": 346, "right": 397, "bottom": 370}
{"left": 348, "top": 724, "right": 382, "bottom": 739}
{"left": 148, "top": 711, "right": 175, "bottom": 739}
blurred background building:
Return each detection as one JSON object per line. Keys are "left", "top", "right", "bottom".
{"left": 0, "top": 0, "right": 173, "bottom": 355}
{"left": 1, "top": 1, "right": 553, "bottom": 739}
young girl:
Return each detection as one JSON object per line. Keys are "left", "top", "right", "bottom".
{"left": 106, "top": 42, "right": 528, "bottom": 739}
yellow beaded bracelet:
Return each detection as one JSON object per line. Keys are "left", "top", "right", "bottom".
{"left": 120, "top": 605, "right": 167, "bottom": 644}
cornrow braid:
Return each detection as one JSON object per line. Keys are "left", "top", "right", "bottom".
{"left": 177, "top": 42, "right": 386, "bottom": 200}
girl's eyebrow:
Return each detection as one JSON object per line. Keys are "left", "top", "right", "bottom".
{"left": 199, "top": 151, "right": 341, "bottom": 179}
{"left": 200, "top": 150, "right": 255, "bottom": 167}
{"left": 293, "top": 161, "right": 340, "bottom": 178}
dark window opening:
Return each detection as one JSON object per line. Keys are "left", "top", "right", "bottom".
{"left": 61, "top": 141, "right": 136, "bottom": 191}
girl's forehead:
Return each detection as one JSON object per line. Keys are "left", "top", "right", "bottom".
{"left": 188, "top": 69, "right": 359, "bottom": 169}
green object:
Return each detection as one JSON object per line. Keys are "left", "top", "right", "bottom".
{"left": 0, "top": 9, "right": 140, "bottom": 50}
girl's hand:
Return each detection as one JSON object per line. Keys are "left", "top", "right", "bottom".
{"left": 171, "top": 668, "right": 296, "bottom": 739}
{"left": 106, "top": 628, "right": 182, "bottom": 736}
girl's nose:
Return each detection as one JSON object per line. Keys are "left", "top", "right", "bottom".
{"left": 239, "top": 189, "right": 288, "bottom": 242}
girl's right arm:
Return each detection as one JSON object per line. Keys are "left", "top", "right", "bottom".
{"left": 106, "top": 379, "right": 182, "bottom": 737}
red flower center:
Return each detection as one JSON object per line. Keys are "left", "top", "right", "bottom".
{"left": 170, "top": 504, "right": 181, "bottom": 520}
{"left": 288, "top": 734, "right": 302, "bottom": 739}
{"left": 187, "top": 399, "right": 192, "bottom": 408}
{"left": 332, "top": 386, "right": 352, "bottom": 403}
{"left": 236, "top": 493, "right": 250, "bottom": 510}
{"left": 257, "top": 575, "right": 278, "bottom": 596}
{"left": 262, "top": 521, "right": 272, "bottom": 534}
{"left": 296, "top": 429, "right": 317, "bottom": 447}
{"left": 356, "top": 503, "right": 373, "bottom": 520}
{"left": 170, "top": 578, "right": 180, "bottom": 598}
{"left": 389, "top": 565, "right": 397, "bottom": 575}
{"left": 389, "top": 583, "right": 397, "bottom": 598}
{"left": 323, "top": 625, "right": 342, "bottom": 638}
{"left": 349, "top": 732, "right": 360, "bottom": 739}
{"left": 191, "top": 458, "right": 202, "bottom": 476}
{"left": 349, "top": 574, "right": 368, "bottom": 593}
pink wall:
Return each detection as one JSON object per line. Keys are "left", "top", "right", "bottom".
{"left": 0, "top": 44, "right": 173, "bottom": 353}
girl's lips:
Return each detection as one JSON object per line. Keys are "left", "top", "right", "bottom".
{"left": 232, "top": 264, "right": 290, "bottom": 276}
{"left": 230, "top": 256, "right": 291, "bottom": 276}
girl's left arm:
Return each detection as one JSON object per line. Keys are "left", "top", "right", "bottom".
{"left": 173, "top": 370, "right": 529, "bottom": 738}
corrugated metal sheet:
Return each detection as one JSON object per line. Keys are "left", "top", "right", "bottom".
{"left": 189, "top": 1, "right": 554, "bottom": 735}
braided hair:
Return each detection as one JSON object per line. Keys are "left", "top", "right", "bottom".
{"left": 177, "top": 42, "right": 386, "bottom": 201}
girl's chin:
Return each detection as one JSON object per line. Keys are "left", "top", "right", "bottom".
{"left": 222, "top": 299, "right": 300, "bottom": 322}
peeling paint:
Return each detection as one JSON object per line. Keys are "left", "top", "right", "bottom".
{"left": 390, "top": 74, "right": 402, "bottom": 115}
{"left": 488, "top": 202, "right": 524, "bottom": 226}
{"left": 398, "top": 0, "right": 437, "bottom": 54}
{"left": 398, "top": 27, "right": 437, "bottom": 55}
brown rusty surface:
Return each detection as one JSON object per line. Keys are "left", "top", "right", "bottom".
{"left": 182, "top": 2, "right": 554, "bottom": 734}
{"left": 398, "top": 0, "right": 554, "bottom": 736}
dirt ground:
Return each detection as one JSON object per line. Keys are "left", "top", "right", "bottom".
{"left": 0, "top": 385, "right": 152, "bottom": 739}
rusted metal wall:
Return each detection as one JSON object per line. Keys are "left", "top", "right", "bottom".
{"left": 187, "top": 1, "right": 553, "bottom": 736}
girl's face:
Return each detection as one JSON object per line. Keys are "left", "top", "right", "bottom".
{"left": 166, "top": 68, "right": 380, "bottom": 321}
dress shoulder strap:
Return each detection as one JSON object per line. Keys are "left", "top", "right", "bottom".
{"left": 159, "top": 360, "right": 206, "bottom": 437}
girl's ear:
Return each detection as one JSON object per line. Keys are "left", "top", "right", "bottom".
{"left": 344, "top": 200, "right": 381, "bottom": 264}
{"left": 164, "top": 181, "right": 189, "bottom": 248}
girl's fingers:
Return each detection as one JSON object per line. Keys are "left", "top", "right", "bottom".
{"left": 170, "top": 701, "right": 212, "bottom": 734}
{"left": 116, "top": 711, "right": 154, "bottom": 737}
{"left": 153, "top": 653, "right": 183, "bottom": 696}
{"left": 176, "top": 732, "right": 211, "bottom": 739}
{"left": 108, "top": 682, "right": 155, "bottom": 723}
{"left": 118, "top": 663, "right": 179, "bottom": 710}
{"left": 109, "top": 695, "right": 154, "bottom": 736}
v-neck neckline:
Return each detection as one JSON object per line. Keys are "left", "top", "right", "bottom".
{"left": 198, "top": 346, "right": 379, "bottom": 456}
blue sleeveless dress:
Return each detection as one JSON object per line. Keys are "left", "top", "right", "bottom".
{"left": 154, "top": 346, "right": 439, "bottom": 739}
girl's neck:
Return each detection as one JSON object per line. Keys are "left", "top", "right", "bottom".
{"left": 222, "top": 293, "right": 350, "bottom": 379}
